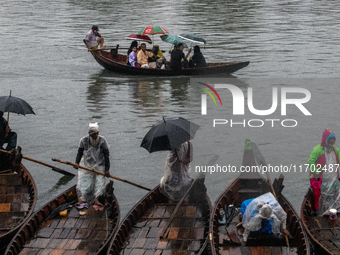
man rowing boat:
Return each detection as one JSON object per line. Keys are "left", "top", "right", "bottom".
{"left": 74, "top": 123, "right": 110, "bottom": 210}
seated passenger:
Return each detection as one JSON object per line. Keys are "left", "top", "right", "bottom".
{"left": 189, "top": 45, "right": 206, "bottom": 68}
{"left": 170, "top": 43, "right": 191, "bottom": 71}
{"left": 129, "top": 46, "right": 140, "bottom": 67}
{"left": 149, "top": 45, "right": 163, "bottom": 62}
{"left": 127, "top": 40, "right": 138, "bottom": 56}
{"left": 241, "top": 192, "right": 291, "bottom": 242}
{"left": 137, "top": 43, "right": 154, "bottom": 68}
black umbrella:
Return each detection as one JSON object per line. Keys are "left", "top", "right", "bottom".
{"left": 140, "top": 117, "right": 200, "bottom": 153}
{"left": 0, "top": 95, "right": 35, "bottom": 115}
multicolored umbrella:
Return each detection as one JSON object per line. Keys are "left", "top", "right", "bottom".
{"left": 126, "top": 34, "right": 152, "bottom": 44}
{"left": 178, "top": 33, "right": 207, "bottom": 45}
{"left": 137, "top": 26, "right": 168, "bottom": 36}
{"left": 160, "top": 34, "right": 188, "bottom": 48}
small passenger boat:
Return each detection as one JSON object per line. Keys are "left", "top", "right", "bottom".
{"left": 107, "top": 180, "right": 211, "bottom": 255}
{"left": 209, "top": 140, "right": 310, "bottom": 255}
{"left": 5, "top": 183, "right": 119, "bottom": 255}
{"left": 0, "top": 149, "right": 37, "bottom": 253}
{"left": 301, "top": 188, "right": 340, "bottom": 255}
{"left": 87, "top": 44, "right": 249, "bottom": 76}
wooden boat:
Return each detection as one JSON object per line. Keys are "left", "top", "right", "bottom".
{"left": 0, "top": 150, "right": 37, "bottom": 253}
{"left": 5, "top": 183, "right": 120, "bottom": 255}
{"left": 88, "top": 45, "right": 249, "bottom": 76}
{"left": 301, "top": 188, "right": 340, "bottom": 254}
{"left": 107, "top": 181, "right": 211, "bottom": 255}
{"left": 209, "top": 140, "right": 310, "bottom": 255}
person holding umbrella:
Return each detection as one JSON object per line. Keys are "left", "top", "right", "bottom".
{"left": 140, "top": 117, "right": 199, "bottom": 201}
{"left": 170, "top": 43, "right": 192, "bottom": 71}
{"left": 160, "top": 140, "right": 193, "bottom": 202}
{"left": 0, "top": 111, "right": 17, "bottom": 151}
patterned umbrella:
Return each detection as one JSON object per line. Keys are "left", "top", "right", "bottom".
{"left": 160, "top": 34, "right": 188, "bottom": 48}
{"left": 137, "top": 26, "right": 168, "bottom": 36}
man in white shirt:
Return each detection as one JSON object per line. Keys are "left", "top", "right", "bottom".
{"left": 85, "top": 25, "right": 105, "bottom": 51}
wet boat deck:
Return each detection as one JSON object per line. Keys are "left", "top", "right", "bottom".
{"left": 120, "top": 203, "right": 207, "bottom": 255}
{"left": 218, "top": 213, "right": 298, "bottom": 255}
{"left": 305, "top": 213, "right": 340, "bottom": 254}
{"left": 18, "top": 205, "right": 115, "bottom": 255}
{"left": 0, "top": 172, "right": 31, "bottom": 236}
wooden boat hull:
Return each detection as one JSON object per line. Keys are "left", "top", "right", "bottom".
{"left": 0, "top": 162, "right": 37, "bottom": 253}
{"left": 90, "top": 50, "right": 249, "bottom": 76}
{"left": 107, "top": 184, "right": 211, "bottom": 255}
{"left": 209, "top": 141, "right": 310, "bottom": 255}
{"left": 5, "top": 184, "right": 120, "bottom": 255}
{"left": 301, "top": 188, "right": 340, "bottom": 255}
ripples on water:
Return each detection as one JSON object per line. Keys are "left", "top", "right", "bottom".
{"left": 1, "top": 0, "right": 340, "bottom": 216}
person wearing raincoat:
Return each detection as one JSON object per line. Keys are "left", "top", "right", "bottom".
{"left": 241, "top": 192, "right": 290, "bottom": 242}
{"left": 74, "top": 123, "right": 110, "bottom": 209}
{"left": 160, "top": 141, "right": 193, "bottom": 201}
{"left": 308, "top": 128, "right": 340, "bottom": 215}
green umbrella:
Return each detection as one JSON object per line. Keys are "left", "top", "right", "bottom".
{"left": 160, "top": 34, "right": 188, "bottom": 48}
{"left": 178, "top": 33, "right": 207, "bottom": 45}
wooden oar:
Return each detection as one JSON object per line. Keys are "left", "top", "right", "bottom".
{"left": 52, "top": 158, "right": 151, "bottom": 191}
{"left": 0, "top": 149, "right": 74, "bottom": 176}
{"left": 252, "top": 143, "right": 290, "bottom": 247}
{"left": 159, "top": 155, "right": 219, "bottom": 239}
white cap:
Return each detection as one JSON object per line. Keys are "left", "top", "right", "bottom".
{"left": 89, "top": 122, "right": 99, "bottom": 134}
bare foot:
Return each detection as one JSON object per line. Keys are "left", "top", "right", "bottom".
{"left": 100, "top": 45, "right": 106, "bottom": 50}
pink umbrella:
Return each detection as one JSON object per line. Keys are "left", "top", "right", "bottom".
{"left": 126, "top": 34, "right": 152, "bottom": 44}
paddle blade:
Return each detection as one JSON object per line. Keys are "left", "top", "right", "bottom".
{"left": 51, "top": 167, "right": 75, "bottom": 176}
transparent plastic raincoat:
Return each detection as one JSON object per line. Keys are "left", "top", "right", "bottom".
{"left": 241, "top": 192, "right": 287, "bottom": 241}
{"left": 308, "top": 129, "right": 340, "bottom": 215}
{"left": 317, "top": 150, "right": 340, "bottom": 215}
{"left": 76, "top": 135, "right": 109, "bottom": 203}
{"left": 160, "top": 141, "right": 192, "bottom": 201}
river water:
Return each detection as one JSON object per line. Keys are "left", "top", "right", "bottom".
{"left": 1, "top": 0, "right": 340, "bottom": 220}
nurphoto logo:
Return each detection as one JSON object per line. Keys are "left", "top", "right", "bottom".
{"left": 197, "top": 82, "right": 312, "bottom": 128}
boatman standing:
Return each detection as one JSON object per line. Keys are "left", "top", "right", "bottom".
{"left": 85, "top": 25, "right": 106, "bottom": 51}
{"left": 73, "top": 123, "right": 110, "bottom": 210}
{"left": 308, "top": 128, "right": 340, "bottom": 215}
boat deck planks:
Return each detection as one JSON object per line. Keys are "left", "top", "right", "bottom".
{"left": 6, "top": 185, "right": 119, "bottom": 255}
{"left": 301, "top": 188, "right": 340, "bottom": 254}
{"left": 120, "top": 203, "right": 206, "bottom": 254}
{"left": 108, "top": 185, "right": 211, "bottom": 255}
{"left": 0, "top": 155, "right": 37, "bottom": 252}
{"left": 17, "top": 206, "right": 115, "bottom": 254}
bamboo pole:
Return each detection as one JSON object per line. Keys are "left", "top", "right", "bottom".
{"left": 52, "top": 158, "right": 151, "bottom": 191}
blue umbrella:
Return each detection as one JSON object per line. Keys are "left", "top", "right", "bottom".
{"left": 178, "top": 33, "right": 207, "bottom": 45}
{"left": 160, "top": 34, "right": 188, "bottom": 48}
